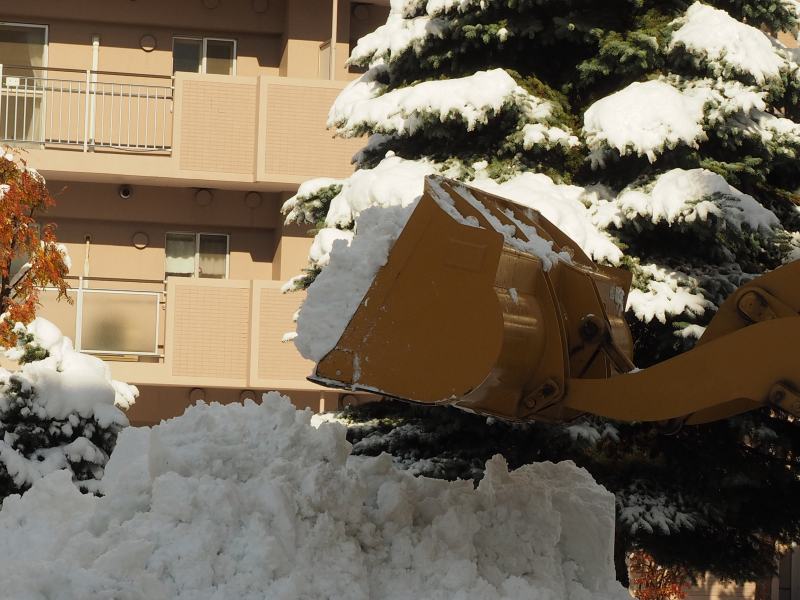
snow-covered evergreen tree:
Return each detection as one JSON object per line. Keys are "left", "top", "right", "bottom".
{"left": 0, "top": 319, "right": 136, "bottom": 501}
{"left": 283, "top": 0, "right": 800, "bottom": 583}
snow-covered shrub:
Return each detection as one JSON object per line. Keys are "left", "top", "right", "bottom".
{"left": 0, "top": 318, "right": 136, "bottom": 500}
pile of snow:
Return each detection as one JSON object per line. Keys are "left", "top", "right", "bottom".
{"left": 593, "top": 168, "right": 779, "bottom": 231}
{"left": 0, "top": 393, "right": 630, "bottom": 600}
{"left": 669, "top": 2, "right": 786, "bottom": 84}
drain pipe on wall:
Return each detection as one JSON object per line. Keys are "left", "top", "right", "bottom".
{"left": 89, "top": 35, "right": 99, "bottom": 148}
{"left": 82, "top": 235, "right": 91, "bottom": 288}
{"left": 329, "top": 0, "right": 338, "bottom": 80}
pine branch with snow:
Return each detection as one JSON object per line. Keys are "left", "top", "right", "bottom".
{"left": 283, "top": 0, "right": 800, "bottom": 583}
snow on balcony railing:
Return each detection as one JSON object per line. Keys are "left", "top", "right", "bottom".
{"left": 0, "top": 64, "right": 173, "bottom": 153}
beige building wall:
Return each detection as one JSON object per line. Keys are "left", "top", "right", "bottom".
{"left": 3, "top": 0, "right": 387, "bottom": 81}
{"left": 0, "top": 0, "right": 388, "bottom": 422}
{"left": 686, "top": 576, "right": 758, "bottom": 600}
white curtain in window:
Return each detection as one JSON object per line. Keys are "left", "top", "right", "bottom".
{"left": 165, "top": 233, "right": 195, "bottom": 276}
{"left": 198, "top": 234, "right": 227, "bottom": 278}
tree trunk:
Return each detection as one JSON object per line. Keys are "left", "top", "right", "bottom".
{"left": 614, "top": 530, "right": 630, "bottom": 588}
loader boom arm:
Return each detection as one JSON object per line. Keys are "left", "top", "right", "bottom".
{"left": 310, "top": 175, "right": 800, "bottom": 425}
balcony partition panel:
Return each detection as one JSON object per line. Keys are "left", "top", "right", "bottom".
{"left": 79, "top": 289, "right": 160, "bottom": 355}
{"left": 0, "top": 65, "right": 173, "bottom": 152}
{"left": 40, "top": 277, "right": 163, "bottom": 356}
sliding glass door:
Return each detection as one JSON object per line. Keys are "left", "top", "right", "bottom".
{"left": 0, "top": 23, "right": 48, "bottom": 143}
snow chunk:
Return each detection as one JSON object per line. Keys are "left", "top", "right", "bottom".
{"left": 676, "top": 324, "right": 706, "bottom": 339}
{"left": 627, "top": 265, "right": 711, "bottom": 324}
{"left": 521, "top": 123, "right": 580, "bottom": 150}
{"left": 309, "top": 228, "right": 355, "bottom": 267}
{"left": 427, "top": 176, "right": 572, "bottom": 271}
{"left": 472, "top": 172, "right": 623, "bottom": 264}
{"left": 7, "top": 318, "right": 138, "bottom": 413}
{"left": 670, "top": 2, "right": 785, "bottom": 84}
{"left": 619, "top": 487, "right": 700, "bottom": 535}
{"left": 0, "top": 394, "right": 630, "bottom": 600}
{"left": 349, "top": 12, "right": 448, "bottom": 67}
{"left": 584, "top": 80, "right": 708, "bottom": 162}
{"left": 330, "top": 69, "right": 560, "bottom": 139}
{"left": 599, "top": 168, "right": 779, "bottom": 231}
{"left": 325, "top": 154, "right": 437, "bottom": 227}
{"left": 296, "top": 202, "right": 415, "bottom": 361}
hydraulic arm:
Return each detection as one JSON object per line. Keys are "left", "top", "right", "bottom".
{"left": 310, "top": 176, "right": 800, "bottom": 425}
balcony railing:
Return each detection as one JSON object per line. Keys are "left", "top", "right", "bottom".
{"left": 0, "top": 65, "right": 173, "bottom": 153}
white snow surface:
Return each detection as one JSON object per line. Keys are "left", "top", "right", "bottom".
{"left": 584, "top": 76, "right": 788, "bottom": 164}
{"left": 626, "top": 264, "right": 711, "bottom": 324}
{"left": 329, "top": 68, "right": 564, "bottom": 142}
{"left": 0, "top": 393, "right": 630, "bottom": 600}
{"left": 323, "top": 155, "right": 437, "bottom": 228}
{"left": 584, "top": 79, "right": 709, "bottom": 162}
{"left": 670, "top": 2, "right": 786, "bottom": 84}
{"left": 309, "top": 228, "right": 355, "bottom": 267}
{"left": 5, "top": 318, "right": 138, "bottom": 413}
{"left": 349, "top": 10, "right": 448, "bottom": 67}
{"left": 594, "top": 168, "right": 779, "bottom": 231}
{"left": 0, "top": 319, "right": 134, "bottom": 491}
{"left": 426, "top": 175, "right": 572, "bottom": 271}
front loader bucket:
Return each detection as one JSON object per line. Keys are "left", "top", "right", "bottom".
{"left": 310, "top": 176, "right": 632, "bottom": 421}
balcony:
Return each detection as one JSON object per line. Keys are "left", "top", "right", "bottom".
{"left": 36, "top": 275, "right": 319, "bottom": 392}
{"left": 0, "top": 65, "right": 363, "bottom": 190}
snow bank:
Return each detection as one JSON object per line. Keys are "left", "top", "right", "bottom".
{"left": 670, "top": 2, "right": 785, "bottom": 84}
{"left": 0, "top": 393, "right": 630, "bottom": 600}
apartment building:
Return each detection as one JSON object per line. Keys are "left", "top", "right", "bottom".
{"left": 0, "top": 0, "right": 389, "bottom": 424}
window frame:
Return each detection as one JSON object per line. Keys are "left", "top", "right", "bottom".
{"left": 165, "top": 231, "right": 230, "bottom": 279}
{"left": 171, "top": 36, "right": 237, "bottom": 75}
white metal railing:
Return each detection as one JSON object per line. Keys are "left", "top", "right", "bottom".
{"left": 0, "top": 64, "right": 173, "bottom": 152}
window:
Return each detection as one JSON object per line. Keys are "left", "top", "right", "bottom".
{"left": 172, "top": 37, "right": 236, "bottom": 75}
{"left": 165, "top": 232, "right": 229, "bottom": 279}
{"left": 0, "top": 23, "right": 47, "bottom": 77}
{"left": 0, "top": 23, "right": 47, "bottom": 142}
